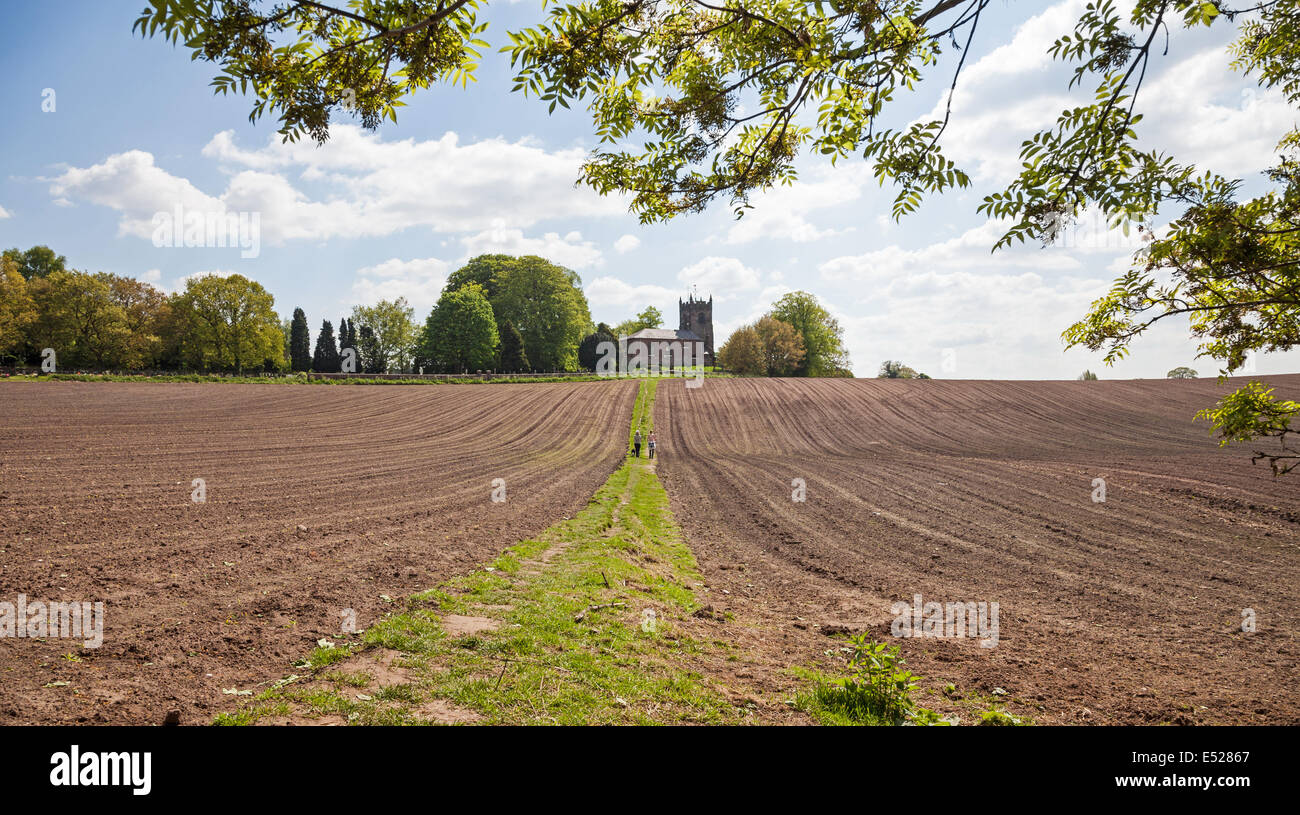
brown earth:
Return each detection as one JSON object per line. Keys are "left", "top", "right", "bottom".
{"left": 655, "top": 375, "right": 1300, "bottom": 725}
{"left": 0, "top": 380, "right": 635, "bottom": 725}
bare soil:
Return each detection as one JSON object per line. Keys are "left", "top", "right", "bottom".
{"left": 654, "top": 375, "right": 1300, "bottom": 725}
{"left": 0, "top": 381, "right": 635, "bottom": 725}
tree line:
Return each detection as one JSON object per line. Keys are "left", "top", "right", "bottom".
{"left": 1, "top": 247, "right": 672, "bottom": 375}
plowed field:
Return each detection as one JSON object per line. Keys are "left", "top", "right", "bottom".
{"left": 0, "top": 381, "right": 635, "bottom": 724}
{"left": 655, "top": 376, "right": 1300, "bottom": 725}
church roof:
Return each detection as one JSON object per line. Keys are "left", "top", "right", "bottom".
{"left": 627, "top": 328, "right": 703, "bottom": 341}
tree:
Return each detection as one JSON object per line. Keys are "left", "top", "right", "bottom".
{"left": 770, "top": 291, "right": 851, "bottom": 377}
{"left": 717, "top": 325, "right": 764, "bottom": 376}
{"left": 753, "top": 316, "right": 805, "bottom": 377}
{"left": 418, "top": 283, "right": 499, "bottom": 373}
{"left": 289, "top": 307, "right": 312, "bottom": 371}
{"left": 1078, "top": 370, "right": 1100, "bottom": 381}
{"left": 3, "top": 245, "right": 67, "bottom": 280}
{"left": 443, "top": 255, "right": 514, "bottom": 302}
{"left": 578, "top": 323, "right": 616, "bottom": 372}
{"left": 878, "top": 360, "right": 923, "bottom": 380}
{"left": 498, "top": 320, "right": 530, "bottom": 373}
{"left": 1167, "top": 366, "right": 1198, "bottom": 379}
{"left": 337, "top": 317, "right": 356, "bottom": 357}
{"left": 312, "top": 320, "right": 340, "bottom": 373}
{"left": 351, "top": 298, "right": 417, "bottom": 373}
{"left": 172, "top": 273, "right": 284, "bottom": 373}
{"left": 27, "top": 270, "right": 132, "bottom": 368}
{"left": 102, "top": 274, "right": 170, "bottom": 369}
{"left": 356, "top": 325, "right": 383, "bottom": 373}
{"left": 492, "top": 256, "right": 592, "bottom": 371}
{"left": 613, "top": 307, "right": 663, "bottom": 338}
{"left": 0, "top": 256, "right": 36, "bottom": 363}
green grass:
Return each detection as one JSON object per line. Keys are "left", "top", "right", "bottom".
{"left": 217, "top": 379, "right": 745, "bottom": 725}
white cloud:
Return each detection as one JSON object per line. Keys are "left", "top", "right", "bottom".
{"left": 724, "top": 164, "right": 869, "bottom": 244}
{"left": 350, "top": 256, "right": 450, "bottom": 312}
{"left": 585, "top": 277, "right": 680, "bottom": 327}
{"left": 919, "top": 0, "right": 1293, "bottom": 187}
{"left": 820, "top": 220, "right": 1083, "bottom": 282}
{"left": 49, "top": 127, "right": 626, "bottom": 247}
{"left": 49, "top": 150, "right": 223, "bottom": 239}
{"left": 677, "top": 256, "right": 762, "bottom": 299}
{"left": 459, "top": 224, "right": 603, "bottom": 269}
{"left": 138, "top": 268, "right": 161, "bottom": 283}
{"left": 0, "top": 204, "right": 10, "bottom": 219}
{"left": 614, "top": 234, "right": 641, "bottom": 253}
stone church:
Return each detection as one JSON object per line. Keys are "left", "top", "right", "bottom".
{"left": 624, "top": 292, "right": 715, "bottom": 369}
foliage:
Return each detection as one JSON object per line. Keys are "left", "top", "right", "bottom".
{"left": 878, "top": 360, "right": 924, "bottom": 379}
{"left": 351, "top": 297, "right": 417, "bottom": 373}
{"left": 753, "top": 315, "right": 805, "bottom": 377}
{"left": 2, "top": 245, "right": 67, "bottom": 280}
{"left": 498, "top": 320, "right": 530, "bottom": 373}
{"left": 134, "top": 0, "right": 490, "bottom": 145}
{"left": 339, "top": 317, "right": 356, "bottom": 356}
{"left": 770, "top": 291, "right": 851, "bottom": 376}
{"left": 172, "top": 273, "right": 285, "bottom": 373}
{"left": 289, "top": 307, "right": 312, "bottom": 371}
{"left": 1166, "top": 366, "right": 1198, "bottom": 379}
{"left": 312, "top": 320, "right": 340, "bottom": 373}
{"left": 1195, "top": 382, "right": 1300, "bottom": 475}
{"left": 443, "top": 254, "right": 512, "bottom": 301}
{"left": 418, "top": 283, "right": 499, "bottom": 372}
{"left": 578, "top": 322, "right": 616, "bottom": 371}
{"left": 613, "top": 306, "right": 663, "bottom": 338}
{"left": 27, "top": 270, "right": 132, "bottom": 368}
{"left": 1078, "top": 369, "right": 1099, "bottom": 381}
{"left": 0, "top": 257, "right": 37, "bottom": 362}
{"left": 491, "top": 256, "right": 593, "bottom": 371}
{"left": 717, "top": 324, "right": 764, "bottom": 376}
{"left": 800, "top": 635, "right": 943, "bottom": 726}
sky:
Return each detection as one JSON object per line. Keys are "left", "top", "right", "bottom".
{"left": 1, "top": 0, "right": 1297, "bottom": 379}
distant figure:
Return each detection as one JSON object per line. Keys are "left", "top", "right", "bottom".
{"left": 648, "top": 431, "right": 657, "bottom": 459}
{"left": 633, "top": 429, "right": 642, "bottom": 458}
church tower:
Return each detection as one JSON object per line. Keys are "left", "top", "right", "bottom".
{"left": 679, "top": 292, "right": 714, "bottom": 364}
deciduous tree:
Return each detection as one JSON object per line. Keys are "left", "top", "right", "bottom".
{"left": 770, "top": 291, "right": 851, "bottom": 377}
{"left": 754, "top": 316, "right": 804, "bottom": 377}
{"left": 717, "top": 325, "right": 764, "bottom": 376}
{"left": 0, "top": 256, "right": 36, "bottom": 363}
{"left": 352, "top": 298, "right": 417, "bottom": 373}
{"left": 172, "top": 273, "right": 284, "bottom": 373}
{"left": 492, "top": 256, "right": 592, "bottom": 371}
{"left": 419, "top": 283, "right": 499, "bottom": 372}
{"left": 498, "top": 320, "right": 530, "bottom": 373}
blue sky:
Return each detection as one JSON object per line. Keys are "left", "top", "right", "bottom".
{"left": 2, "top": 0, "right": 1297, "bottom": 378}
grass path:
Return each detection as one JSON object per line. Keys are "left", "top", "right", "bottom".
{"left": 217, "top": 379, "right": 748, "bottom": 725}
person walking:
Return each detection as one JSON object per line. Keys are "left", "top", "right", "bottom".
{"left": 648, "top": 431, "right": 657, "bottom": 459}
{"left": 633, "top": 429, "right": 642, "bottom": 458}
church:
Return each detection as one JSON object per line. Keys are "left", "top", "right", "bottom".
{"left": 624, "top": 292, "right": 715, "bottom": 369}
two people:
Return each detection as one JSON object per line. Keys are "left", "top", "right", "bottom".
{"left": 632, "top": 429, "right": 658, "bottom": 458}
